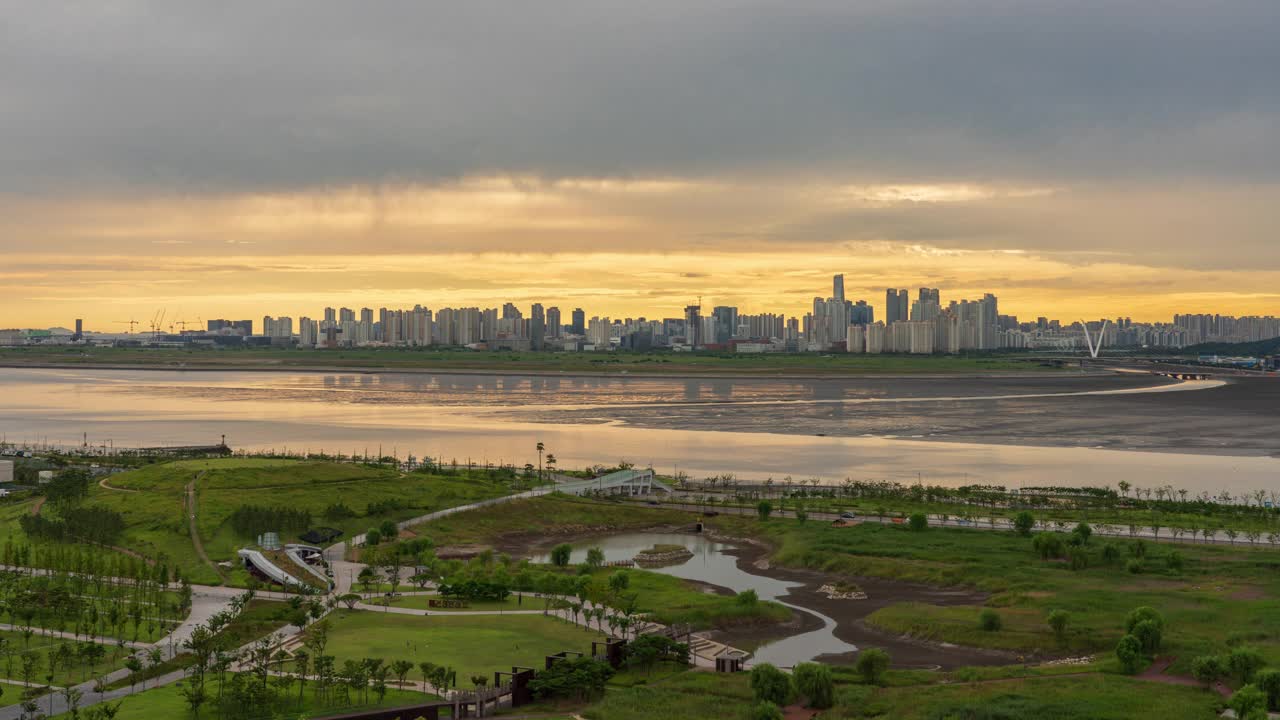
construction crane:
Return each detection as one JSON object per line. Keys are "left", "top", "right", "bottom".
{"left": 149, "top": 309, "right": 167, "bottom": 337}
{"left": 113, "top": 320, "right": 139, "bottom": 334}
{"left": 173, "top": 319, "right": 194, "bottom": 333}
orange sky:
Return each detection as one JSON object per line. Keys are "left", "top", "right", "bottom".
{"left": 4, "top": 177, "right": 1279, "bottom": 329}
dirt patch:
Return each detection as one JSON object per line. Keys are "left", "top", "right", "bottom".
{"left": 715, "top": 540, "right": 1023, "bottom": 670}
{"left": 397, "top": 529, "right": 418, "bottom": 540}
{"left": 1138, "top": 656, "right": 1231, "bottom": 698}
{"left": 435, "top": 544, "right": 494, "bottom": 560}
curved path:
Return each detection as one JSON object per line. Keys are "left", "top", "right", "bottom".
{"left": 98, "top": 477, "right": 139, "bottom": 493}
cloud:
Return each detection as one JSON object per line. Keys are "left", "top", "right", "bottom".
{"left": 2, "top": 2, "right": 1278, "bottom": 194}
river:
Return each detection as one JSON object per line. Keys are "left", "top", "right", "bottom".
{"left": 2, "top": 367, "right": 1277, "bottom": 494}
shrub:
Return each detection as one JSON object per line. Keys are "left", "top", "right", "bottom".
{"left": 793, "top": 662, "right": 834, "bottom": 709}
{"left": 908, "top": 513, "right": 928, "bottom": 531}
{"left": 1131, "top": 539, "right": 1147, "bottom": 558}
{"left": 748, "top": 664, "right": 792, "bottom": 705}
{"left": 1165, "top": 551, "right": 1184, "bottom": 572}
{"left": 1191, "top": 655, "right": 1227, "bottom": 688}
{"left": 1229, "top": 684, "right": 1268, "bottom": 720}
{"left": 528, "top": 657, "right": 612, "bottom": 701}
{"left": 1068, "top": 549, "right": 1089, "bottom": 571}
{"left": 979, "top": 609, "right": 1002, "bottom": 632}
{"left": 1125, "top": 559, "right": 1143, "bottom": 574}
{"left": 1228, "top": 647, "right": 1267, "bottom": 684}
{"left": 756, "top": 501, "right": 773, "bottom": 520}
{"left": 746, "top": 701, "right": 784, "bottom": 720}
{"left": 736, "top": 589, "right": 760, "bottom": 608}
{"left": 1047, "top": 610, "right": 1069, "bottom": 644}
{"left": 1013, "top": 511, "right": 1035, "bottom": 537}
{"left": 1115, "top": 634, "right": 1145, "bottom": 674}
{"left": 364, "top": 529, "right": 382, "bottom": 547}
{"left": 378, "top": 520, "right": 397, "bottom": 538}
{"left": 855, "top": 648, "right": 891, "bottom": 685}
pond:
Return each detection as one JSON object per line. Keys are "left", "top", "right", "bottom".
{"left": 531, "top": 531, "right": 857, "bottom": 667}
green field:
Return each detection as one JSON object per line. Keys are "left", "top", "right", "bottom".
{"left": 408, "top": 494, "right": 696, "bottom": 546}
{"left": 78, "top": 458, "right": 519, "bottom": 584}
{"left": 0, "top": 345, "right": 1063, "bottom": 376}
{"left": 317, "top": 609, "right": 605, "bottom": 683}
{"left": 375, "top": 593, "right": 541, "bottom": 612}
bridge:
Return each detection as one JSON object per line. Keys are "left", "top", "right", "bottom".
{"left": 554, "top": 468, "right": 671, "bottom": 497}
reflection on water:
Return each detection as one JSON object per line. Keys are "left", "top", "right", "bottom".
{"left": 1, "top": 368, "right": 1277, "bottom": 494}
{"left": 531, "top": 532, "right": 855, "bottom": 666}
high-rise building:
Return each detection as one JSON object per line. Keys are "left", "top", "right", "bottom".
{"left": 299, "top": 317, "right": 318, "bottom": 347}
{"left": 684, "top": 304, "right": 703, "bottom": 347}
{"left": 571, "top": 308, "right": 586, "bottom": 335}
{"left": 546, "top": 307, "right": 562, "bottom": 338}
{"left": 712, "top": 306, "right": 738, "bottom": 344}
{"left": 885, "top": 289, "right": 908, "bottom": 325}
{"left": 530, "top": 303, "right": 545, "bottom": 350}
{"left": 73, "top": 319, "right": 83, "bottom": 342}
{"left": 339, "top": 307, "right": 355, "bottom": 323}
{"left": 833, "top": 274, "right": 845, "bottom": 303}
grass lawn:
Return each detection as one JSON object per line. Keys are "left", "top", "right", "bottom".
{"left": 408, "top": 495, "right": 697, "bottom": 546}
{"left": 318, "top": 609, "right": 605, "bottom": 683}
{"left": 51, "top": 674, "right": 437, "bottom": 720}
{"left": 579, "top": 566, "right": 790, "bottom": 629}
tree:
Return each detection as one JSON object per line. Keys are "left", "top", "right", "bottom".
{"left": 357, "top": 566, "right": 377, "bottom": 593}
{"left": 908, "top": 513, "right": 927, "bottom": 531}
{"left": 122, "top": 656, "right": 141, "bottom": 691}
{"left": 856, "top": 648, "right": 891, "bottom": 685}
{"left": 1254, "top": 668, "right": 1280, "bottom": 712}
{"left": 179, "top": 679, "right": 207, "bottom": 718}
{"left": 1124, "top": 607, "right": 1164, "bottom": 635}
{"left": 1047, "top": 610, "right": 1069, "bottom": 645}
{"left": 793, "top": 662, "right": 834, "bottom": 709}
{"left": 365, "top": 529, "right": 382, "bottom": 547}
{"left": 1191, "top": 655, "right": 1227, "bottom": 688}
{"left": 1032, "top": 533, "right": 1065, "bottom": 560}
{"left": 1228, "top": 647, "right": 1267, "bottom": 684}
{"left": 1229, "top": 684, "right": 1268, "bottom": 720}
{"left": 536, "top": 441, "right": 545, "bottom": 481}
{"left": 1013, "top": 511, "right": 1035, "bottom": 536}
{"left": 550, "top": 544, "right": 572, "bottom": 567}
{"left": 756, "top": 501, "right": 773, "bottom": 520}
{"left": 340, "top": 593, "right": 362, "bottom": 610}
{"left": 608, "top": 570, "right": 630, "bottom": 596}
{"left": 1115, "top": 635, "right": 1145, "bottom": 674}
{"left": 585, "top": 547, "right": 605, "bottom": 569}
{"left": 979, "top": 609, "right": 1002, "bottom": 632}
{"left": 391, "top": 659, "right": 414, "bottom": 688}
{"left": 749, "top": 663, "right": 792, "bottom": 705}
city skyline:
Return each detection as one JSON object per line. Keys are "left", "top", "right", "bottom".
{"left": 5, "top": 4, "right": 1280, "bottom": 327}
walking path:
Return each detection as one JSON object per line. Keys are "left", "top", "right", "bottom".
{"left": 186, "top": 470, "right": 227, "bottom": 582}
{"left": 0, "top": 623, "right": 150, "bottom": 650}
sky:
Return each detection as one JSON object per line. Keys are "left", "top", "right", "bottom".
{"left": 3, "top": 1, "right": 1280, "bottom": 329}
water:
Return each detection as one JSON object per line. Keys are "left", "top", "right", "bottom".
{"left": 1, "top": 367, "right": 1277, "bottom": 494}
{"left": 531, "top": 531, "right": 855, "bottom": 666}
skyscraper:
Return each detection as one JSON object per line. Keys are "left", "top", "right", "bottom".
{"left": 571, "top": 308, "right": 585, "bottom": 335}
{"left": 712, "top": 306, "right": 738, "bottom": 344}
{"left": 833, "top": 274, "right": 845, "bottom": 303}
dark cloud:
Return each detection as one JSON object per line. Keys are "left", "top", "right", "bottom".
{"left": 2, "top": 1, "right": 1278, "bottom": 194}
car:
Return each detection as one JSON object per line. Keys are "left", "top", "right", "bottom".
{"left": 840, "top": 511, "right": 857, "bottom": 519}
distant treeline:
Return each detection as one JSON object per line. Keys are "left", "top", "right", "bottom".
{"left": 1183, "top": 336, "right": 1280, "bottom": 356}
{"left": 228, "top": 505, "right": 312, "bottom": 537}
{"left": 20, "top": 506, "right": 126, "bottom": 545}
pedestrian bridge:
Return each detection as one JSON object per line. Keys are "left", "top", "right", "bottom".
{"left": 555, "top": 468, "right": 671, "bottom": 497}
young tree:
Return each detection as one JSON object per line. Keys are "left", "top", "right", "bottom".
{"left": 1047, "top": 610, "right": 1070, "bottom": 645}
{"left": 1192, "top": 655, "right": 1228, "bottom": 689}
{"left": 1228, "top": 647, "right": 1267, "bottom": 684}
{"left": 391, "top": 659, "right": 414, "bottom": 688}
{"left": 1116, "top": 634, "right": 1145, "bottom": 674}
{"left": 747, "top": 701, "right": 785, "bottom": 720}
{"left": 549, "top": 544, "right": 573, "bottom": 567}
{"left": 978, "top": 609, "right": 1002, "bottom": 632}
{"left": 585, "top": 547, "right": 605, "bottom": 569}
{"left": 855, "top": 648, "right": 890, "bottom": 685}
{"left": 1013, "top": 511, "right": 1035, "bottom": 537}
{"left": 793, "top": 662, "right": 834, "bottom": 709}
{"left": 748, "top": 663, "right": 792, "bottom": 705}
{"left": 907, "top": 513, "right": 928, "bottom": 531}
{"left": 756, "top": 501, "right": 773, "bottom": 520}
{"left": 1228, "top": 684, "right": 1268, "bottom": 720}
